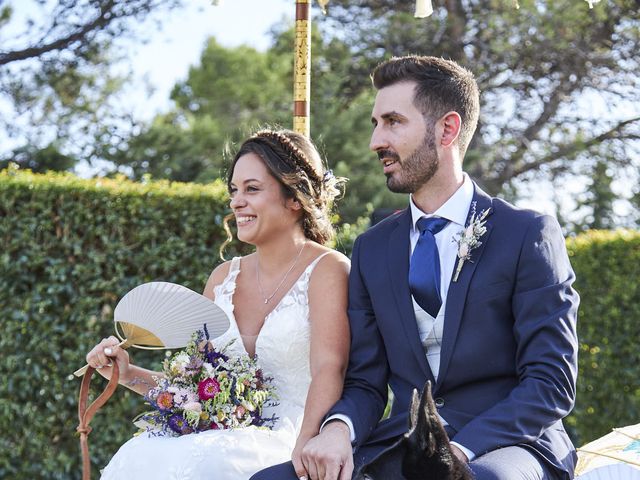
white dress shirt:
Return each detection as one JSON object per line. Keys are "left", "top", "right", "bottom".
{"left": 324, "top": 173, "right": 476, "bottom": 461}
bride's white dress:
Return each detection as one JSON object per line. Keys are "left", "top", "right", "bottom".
{"left": 101, "top": 253, "right": 329, "bottom": 479}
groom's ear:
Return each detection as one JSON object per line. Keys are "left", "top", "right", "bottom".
{"left": 438, "top": 111, "right": 462, "bottom": 148}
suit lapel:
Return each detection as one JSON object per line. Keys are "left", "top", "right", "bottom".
{"left": 387, "top": 208, "right": 434, "bottom": 382}
{"left": 438, "top": 185, "right": 494, "bottom": 387}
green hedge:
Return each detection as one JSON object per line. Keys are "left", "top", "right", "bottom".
{"left": 0, "top": 167, "right": 248, "bottom": 478}
{"left": 1, "top": 168, "right": 638, "bottom": 477}
{"left": 564, "top": 229, "right": 640, "bottom": 445}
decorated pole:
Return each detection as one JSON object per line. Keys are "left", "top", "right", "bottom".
{"left": 293, "top": 0, "right": 312, "bottom": 137}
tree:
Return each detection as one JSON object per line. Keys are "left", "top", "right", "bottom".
{"left": 0, "top": 142, "right": 77, "bottom": 173}
{"left": 102, "top": 37, "right": 293, "bottom": 182}
{"left": 103, "top": 24, "right": 406, "bottom": 222}
{"left": 94, "top": 0, "right": 640, "bottom": 227}
{"left": 0, "top": 0, "right": 184, "bottom": 161}
{"left": 317, "top": 0, "right": 640, "bottom": 225}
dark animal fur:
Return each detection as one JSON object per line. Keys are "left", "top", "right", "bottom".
{"left": 355, "top": 381, "right": 472, "bottom": 480}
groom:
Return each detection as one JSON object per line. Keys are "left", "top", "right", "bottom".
{"left": 252, "top": 55, "right": 579, "bottom": 480}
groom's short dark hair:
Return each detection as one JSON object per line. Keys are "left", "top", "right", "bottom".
{"left": 372, "top": 55, "right": 480, "bottom": 156}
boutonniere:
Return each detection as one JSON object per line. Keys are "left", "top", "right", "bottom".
{"left": 452, "top": 202, "right": 491, "bottom": 282}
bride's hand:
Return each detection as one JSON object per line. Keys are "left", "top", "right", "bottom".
{"left": 292, "top": 436, "right": 310, "bottom": 480}
{"left": 301, "top": 421, "right": 353, "bottom": 480}
{"left": 86, "top": 336, "right": 131, "bottom": 383}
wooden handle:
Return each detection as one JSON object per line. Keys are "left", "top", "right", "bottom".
{"left": 77, "top": 362, "right": 120, "bottom": 480}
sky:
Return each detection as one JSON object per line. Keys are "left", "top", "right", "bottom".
{"left": 123, "top": 0, "right": 294, "bottom": 120}
{"left": 1, "top": 0, "right": 295, "bottom": 139}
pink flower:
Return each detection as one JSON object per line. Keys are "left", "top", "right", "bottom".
{"left": 198, "top": 378, "right": 220, "bottom": 400}
{"left": 156, "top": 391, "right": 174, "bottom": 411}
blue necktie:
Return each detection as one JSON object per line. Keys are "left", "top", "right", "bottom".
{"left": 409, "top": 216, "right": 449, "bottom": 317}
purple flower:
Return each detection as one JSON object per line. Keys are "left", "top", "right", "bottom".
{"left": 168, "top": 414, "right": 193, "bottom": 435}
{"left": 205, "top": 343, "right": 228, "bottom": 365}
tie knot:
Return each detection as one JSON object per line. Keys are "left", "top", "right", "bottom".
{"left": 416, "top": 216, "right": 449, "bottom": 236}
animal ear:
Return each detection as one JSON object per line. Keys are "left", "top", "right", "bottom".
{"left": 422, "top": 379, "right": 432, "bottom": 399}
{"left": 408, "top": 388, "right": 420, "bottom": 433}
{"left": 416, "top": 381, "right": 438, "bottom": 455}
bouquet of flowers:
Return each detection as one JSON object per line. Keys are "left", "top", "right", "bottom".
{"left": 135, "top": 327, "right": 277, "bottom": 436}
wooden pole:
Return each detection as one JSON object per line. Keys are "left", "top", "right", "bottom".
{"left": 293, "top": 0, "right": 311, "bottom": 137}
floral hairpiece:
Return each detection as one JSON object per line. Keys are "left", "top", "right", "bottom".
{"left": 253, "top": 130, "right": 322, "bottom": 184}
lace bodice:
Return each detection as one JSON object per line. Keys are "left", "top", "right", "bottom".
{"left": 212, "top": 253, "right": 329, "bottom": 422}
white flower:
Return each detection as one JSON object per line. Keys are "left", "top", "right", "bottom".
{"left": 169, "top": 352, "right": 190, "bottom": 374}
{"left": 183, "top": 401, "right": 202, "bottom": 413}
{"left": 464, "top": 225, "right": 474, "bottom": 237}
{"left": 203, "top": 362, "right": 216, "bottom": 377}
{"left": 452, "top": 204, "right": 491, "bottom": 282}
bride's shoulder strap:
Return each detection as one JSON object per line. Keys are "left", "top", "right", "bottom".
{"left": 309, "top": 251, "right": 332, "bottom": 270}
{"left": 303, "top": 249, "right": 350, "bottom": 294}
{"left": 228, "top": 256, "right": 242, "bottom": 274}
{"left": 303, "top": 250, "right": 337, "bottom": 280}
{"left": 204, "top": 257, "right": 242, "bottom": 299}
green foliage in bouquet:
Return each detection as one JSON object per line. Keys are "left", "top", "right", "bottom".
{"left": 564, "top": 229, "right": 640, "bottom": 446}
{"left": 0, "top": 166, "right": 249, "bottom": 478}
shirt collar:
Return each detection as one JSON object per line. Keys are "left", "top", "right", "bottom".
{"left": 410, "top": 173, "right": 474, "bottom": 232}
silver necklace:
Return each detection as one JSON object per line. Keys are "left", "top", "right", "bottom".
{"left": 256, "top": 241, "right": 307, "bottom": 304}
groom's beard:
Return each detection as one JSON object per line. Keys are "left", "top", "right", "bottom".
{"left": 384, "top": 133, "right": 439, "bottom": 194}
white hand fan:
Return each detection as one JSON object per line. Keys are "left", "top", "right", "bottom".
{"left": 74, "top": 282, "right": 230, "bottom": 376}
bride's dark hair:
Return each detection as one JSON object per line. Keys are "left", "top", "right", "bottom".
{"left": 220, "top": 129, "right": 344, "bottom": 256}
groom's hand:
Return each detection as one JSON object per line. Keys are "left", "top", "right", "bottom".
{"left": 301, "top": 420, "right": 353, "bottom": 480}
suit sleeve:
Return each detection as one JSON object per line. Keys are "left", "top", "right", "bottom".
{"left": 325, "top": 235, "right": 390, "bottom": 448}
{"left": 453, "top": 214, "right": 579, "bottom": 456}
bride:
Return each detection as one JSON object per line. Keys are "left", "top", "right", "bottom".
{"left": 85, "top": 129, "right": 351, "bottom": 479}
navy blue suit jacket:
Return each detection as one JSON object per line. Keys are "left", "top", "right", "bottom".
{"left": 328, "top": 184, "right": 579, "bottom": 478}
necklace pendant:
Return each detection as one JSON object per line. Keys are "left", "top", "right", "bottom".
{"left": 264, "top": 299, "right": 269, "bottom": 304}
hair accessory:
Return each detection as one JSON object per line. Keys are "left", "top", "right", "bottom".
{"left": 322, "top": 169, "right": 335, "bottom": 184}
{"left": 253, "top": 130, "right": 322, "bottom": 184}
